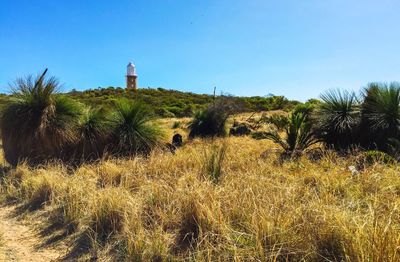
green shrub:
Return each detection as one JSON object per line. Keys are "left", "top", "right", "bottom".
{"left": 188, "top": 103, "right": 229, "bottom": 139}
{"left": 256, "top": 112, "right": 319, "bottom": 158}
{"left": 364, "top": 150, "right": 396, "bottom": 165}
{"left": 293, "top": 101, "right": 317, "bottom": 117}
{"left": 263, "top": 114, "right": 289, "bottom": 131}
{"left": 356, "top": 150, "right": 396, "bottom": 168}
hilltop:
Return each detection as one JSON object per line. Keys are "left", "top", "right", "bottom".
{"left": 67, "top": 87, "right": 300, "bottom": 117}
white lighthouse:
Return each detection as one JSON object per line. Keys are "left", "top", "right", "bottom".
{"left": 126, "top": 62, "right": 138, "bottom": 91}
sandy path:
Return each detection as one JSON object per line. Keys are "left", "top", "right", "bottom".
{"left": 0, "top": 205, "right": 64, "bottom": 262}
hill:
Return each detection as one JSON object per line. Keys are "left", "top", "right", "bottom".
{"left": 67, "top": 87, "right": 300, "bottom": 117}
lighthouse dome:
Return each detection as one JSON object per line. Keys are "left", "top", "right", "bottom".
{"left": 127, "top": 62, "right": 136, "bottom": 76}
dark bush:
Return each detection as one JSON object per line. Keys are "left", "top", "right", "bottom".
{"left": 188, "top": 102, "right": 231, "bottom": 139}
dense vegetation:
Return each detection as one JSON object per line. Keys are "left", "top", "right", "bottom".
{"left": 0, "top": 71, "right": 164, "bottom": 166}
{"left": 68, "top": 86, "right": 300, "bottom": 117}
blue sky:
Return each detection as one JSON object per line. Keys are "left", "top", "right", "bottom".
{"left": 1, "top": 0, "right": 399, "bottom": 100}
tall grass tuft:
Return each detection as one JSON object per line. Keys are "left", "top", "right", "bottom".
{"left": 109, "top": 99, "right": 164, "bottom": 156}
{"left": 89, "top": 188, "right": 132, "bottom": 241}
{"left": 202, "top": 143, "right": 227, "bottom": 183}
{"left": 0, "top": 69, "right": 83, "bottom": 166}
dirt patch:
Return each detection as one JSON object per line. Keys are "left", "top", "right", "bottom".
{"left": 0, "top": 205, "right": 65, "bottom": 261}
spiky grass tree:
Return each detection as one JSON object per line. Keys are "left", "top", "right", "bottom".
{"left": 315, "top": 89, "right": 360, "bottom": 150}
{"left": 188, "top": 104, "right": 229, "bottom": 139}
{"left": 74, "top": 107, "right": 113, "bottom": 162}
{"left": 110, "top": 99, "right": 164, "bottom": 156}
{"left": 361, "top": 83, "right": 400, "bottom": 151}
{"left": 260, "top": 112, "right": 319, "bottom": 158}
{"left": 0, "top": 69, "right": 83, "bottom": 166}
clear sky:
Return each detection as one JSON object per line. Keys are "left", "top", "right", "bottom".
{"left": 1, "top": 0, "right": 399, "bottom": 100}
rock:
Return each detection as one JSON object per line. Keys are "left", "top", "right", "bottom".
{"left": 229, "top": 123, "right": 252, "bottom": 136}
{"left": 172, "top": 134, "right": 183, "bottom": 147}
{"left": 348, "top": 166, "right": 359, "bottom": 176}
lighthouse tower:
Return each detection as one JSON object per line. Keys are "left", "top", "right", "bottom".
{"left": 126, "top": 62, "right": 138, "bottom": 92}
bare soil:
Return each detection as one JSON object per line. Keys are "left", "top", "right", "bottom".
{"left": 0, "top": 205, "right": 65, "bottom": 261}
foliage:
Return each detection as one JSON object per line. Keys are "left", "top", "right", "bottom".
{"left": 293, "top": 99, "right": 319, "bottom": 117}
{"left": 256, "top": 112, "right": 319, "bottom": 157}
{"left": 188, "top": 101, "right": 230, "bottom": 139}
{"left": 363, "top": 150, "right": 396, "bottom": 165}
{"left": 74, "top": 107, "right": 113, "bottom": 162}
{"left": 315, "top": 89, "right": 360, "bottom": 150}
{"left": 65, "top": 87, "right": 300, "bottom": 117}
{"left": 262, "top": 114, "right": 289, "bottom": 131}
{"left": 0, "top": 69, "right": 83, "bottom": 166}
{"left": 109, "top": 99, "right": 164, "bottom": 156}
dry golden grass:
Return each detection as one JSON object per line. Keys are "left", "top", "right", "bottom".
{"left": 1, "top": 133, "right": 400, "bottom": 261}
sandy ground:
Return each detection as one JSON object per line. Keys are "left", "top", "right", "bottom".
{"left": 0, "top": 205, "right": 64, "bottom": 262}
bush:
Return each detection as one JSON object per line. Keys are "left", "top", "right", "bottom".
{"left": 188, "top": 102, "right": 231, "bottom": 139}
{"left": 109, "top": 99, "right": 164, "bottom": 156}
{"left": 0, "top": 69, "right": 83, "bottom": 166}
{"left": 263, "top": 114, "right": 289, "bottom": 131}
{"left": 256, "top": 112, "right": 319, "bottom": 158}
{"left": 293, "top": 101, "right": 318, "bottom": 117}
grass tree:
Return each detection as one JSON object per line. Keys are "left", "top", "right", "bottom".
{"left": 74, "top": 107, "right": 113, "bottom": 162}
{"left": 315, "top": 89, "right": 360, "bottom": 150}
{"left": 0, "top": 69, "right": 83, "bottom": 166}
{"left": 361, "top": 83, "right": 400, "bottom": 151}
{"left": 109, "top": 99, "right": 164, "bottom": 156}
